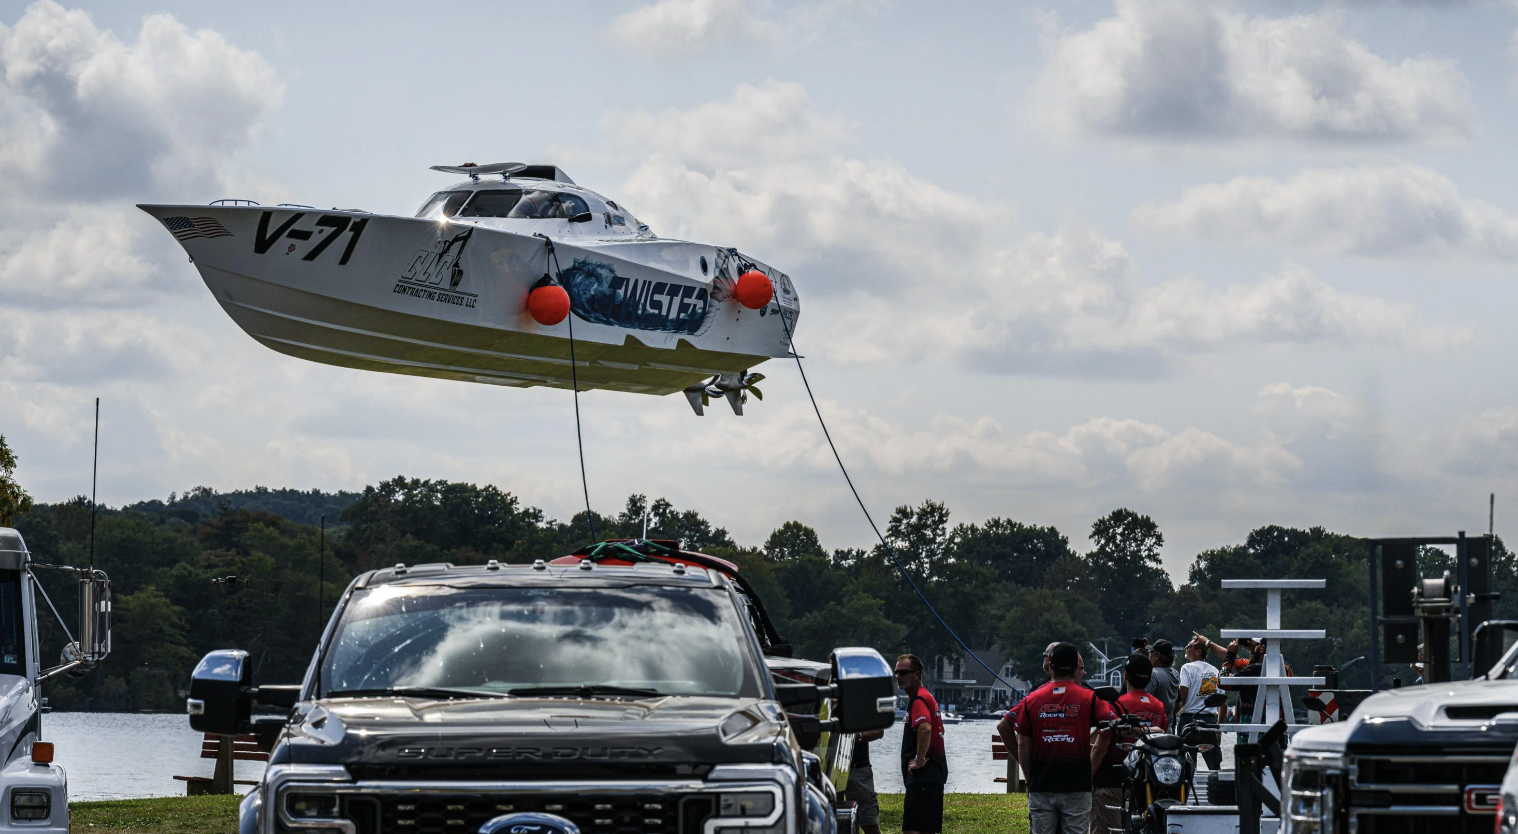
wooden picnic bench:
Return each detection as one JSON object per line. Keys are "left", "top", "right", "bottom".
{"left": 172, "top": 733, "right": 267, "bottom": 795}
{"left": 992, "top": 731, "right": 1025, "bottom": 792}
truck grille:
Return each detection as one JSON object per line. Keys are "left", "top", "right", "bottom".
{"left": 369, "top": 793, "right": 705, "bottom": 834}
{"left": 1347, "top": 753, "right": 1508, "bottom": 834}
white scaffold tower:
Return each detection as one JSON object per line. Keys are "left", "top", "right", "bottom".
{"left": 1220, "top": 578, "right": 1326, "bottom": 742}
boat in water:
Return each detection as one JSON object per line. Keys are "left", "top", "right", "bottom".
{"left": 139, "top": 163, "right": 799, "bottom": 407}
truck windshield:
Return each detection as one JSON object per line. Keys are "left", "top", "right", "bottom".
{"left": 321, "top": 586, "right": 762, "bottom": 698}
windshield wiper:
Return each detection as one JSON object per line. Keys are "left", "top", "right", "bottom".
{"left": 324, "top": 686, "right": 513, "bottom": 700}
{"left": 506, "top": 684, "right": 665, "bottom": 699}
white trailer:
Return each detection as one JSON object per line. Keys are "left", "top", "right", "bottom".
{"left": 0, "top": 528, "right": 111, "bottom": 832}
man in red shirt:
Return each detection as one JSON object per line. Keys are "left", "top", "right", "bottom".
{"left": 1016, "top": 642, "right": 1117, "bottom": 834}
{"left": 1092, "top": 654, "right": 1169, "bottom": 834}
{"left": 894, "top": 653, "right": 947, "bottom": 834}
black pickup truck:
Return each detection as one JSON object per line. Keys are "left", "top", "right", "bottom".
{"left": 187, "top": 555, "right": 895, "bottom": 834}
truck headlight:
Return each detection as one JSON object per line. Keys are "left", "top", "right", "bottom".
{"left": 1151, "top": 756, "right": 1183, "bottom": 786}
{"left": 720, "top": 792, "right": 776, "bottom": 817}
{"left": 286, "top": 793, "right": 339, "bottom": 819}
{"left": 10, "top": 790, "right": 49, "bottom": 821}
{"left": 1283, "top": 752, "right": 1344, "bottom": 834}
{"left": 712, "top": 786, "right": 784, "bottom": 834}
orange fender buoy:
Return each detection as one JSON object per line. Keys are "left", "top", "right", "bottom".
{"left": 527, "top": 284, "right": 570, "bottom": 325}
{"left": 736, "top": 270, "right": 773, "bottom": 309}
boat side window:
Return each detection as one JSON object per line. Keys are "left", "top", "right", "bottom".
{"left": 508, "top": 190, "right": 568, "bottom": 219}
{"left": 0, "top": 570, "right": 23, "bottom": 676}
{"left": 416, "top": 191, "right": 472, "bottom": 219}
{"left": 558, "top": 193, "right": 590, "bottom": 217}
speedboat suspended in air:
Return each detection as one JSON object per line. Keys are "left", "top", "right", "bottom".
{"left": 138, "top": 163, "right": 799, "bottom": 413}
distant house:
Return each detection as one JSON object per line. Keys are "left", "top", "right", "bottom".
{"left": 923, "top": 649, "right": 1029, "bottom": 709}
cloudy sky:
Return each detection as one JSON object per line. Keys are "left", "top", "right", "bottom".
{"left": 2, "top": 0, "right": 1516, "bottom": 577}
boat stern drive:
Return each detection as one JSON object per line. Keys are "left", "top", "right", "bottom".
{"left": 138, "top": 163, "right": 801, "bottom": 406}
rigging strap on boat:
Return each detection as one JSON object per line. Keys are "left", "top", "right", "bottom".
{"left": 539, "top": 234, "right": 596, "bottom": 543}
{"left": 775, "top": 310, "right": 1025, "bottom": 699}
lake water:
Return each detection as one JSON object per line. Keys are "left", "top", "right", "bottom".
{"left": 44, "top": 713, "right": 1237, "bottom": 801}
{"left": 45, "top": 713, "right": 266, "bottom": 801}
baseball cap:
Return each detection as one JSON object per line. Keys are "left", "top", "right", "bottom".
{"left": 1047, "top": 642, "right": 1081, "bottom": 672}
{"left": 1150, "top": 639, "right": 1174, "bottom": 657}
{"left": 1124, "top": 653, "right": 1153, "bottom": 683}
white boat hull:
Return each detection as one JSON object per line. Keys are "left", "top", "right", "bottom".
{"left": 138, "top": 205, "right": 801, "bottom": 396}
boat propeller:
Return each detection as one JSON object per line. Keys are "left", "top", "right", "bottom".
{"left": 684, "top": 371, "right": 764, "bottom": 416}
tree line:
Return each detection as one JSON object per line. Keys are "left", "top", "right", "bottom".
{"left": 7, "top": 474, "right": 1515, "bottom": 711}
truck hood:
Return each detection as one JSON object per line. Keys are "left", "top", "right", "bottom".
{"left": 1292, "top": 678, "right": 1518, "bottom": 753}
{"left": 271, "top": 694, "right": 787, "bottom": 776}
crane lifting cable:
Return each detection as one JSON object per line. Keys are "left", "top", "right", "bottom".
{"left": 540, "top": 235, "right": 596, "bottom": 544}
{"left": 777, "top": 316, "right": 1025, "bottom": 699}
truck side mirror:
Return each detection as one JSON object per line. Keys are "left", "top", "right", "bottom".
{"left": 188, "top": 649, "right": 252, "bottom": 735}
{"left": 829, "top": 648, "right": 896, "bottom": 733}
{"left": 1473, "top": 620, "right": 1518, "bottom": 677}
{"left": 78, "top": 570, "right": 111, "bottom": 663}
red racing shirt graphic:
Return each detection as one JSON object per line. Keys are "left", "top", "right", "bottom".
{"left": 1015, "top": 681, "right": 1116, "bottom": 793}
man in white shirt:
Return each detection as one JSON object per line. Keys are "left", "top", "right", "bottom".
{"left": 1174, "top": 636, "right": 1223, "bottom": 770}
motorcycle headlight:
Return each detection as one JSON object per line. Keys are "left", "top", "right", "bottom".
{"left": 1283, "top": 751, "right": 1344, "bottom": 834}
{"left": 1152, "top": 755, "right": 1183, "bottom": 786}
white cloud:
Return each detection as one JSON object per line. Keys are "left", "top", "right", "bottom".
{"left": 601, "top": 83, "right": 1456, "bottom": 377}
{"left": 0, "top": 0, "right": 282, "bottom": 204}
{"left": 604, "top": 0, "right": 873, "bottom": 56}
{"left": 1134, "top": 165, "right": 1518, "bottom": 260}
{"left": 605, "top": 0, "right": 782, "bottom": 54}
{"left": 0, "top": 2, "right": 282, "bottom": 312}
{"left": 1032, "top": 0, "right": 1473, "bottom": 143}
{"left": 941, "top": 249, "right": 1451, "bottom": 376}
{"left": 1256, "top": 382, "right": 1356, "bottom": 423}
{"left": 0, "top": 205, "right": 180, "bottom": 308}
{"left": 0, "top": 305, "right": 199, "bottom": 384}
{"left": 629, "top": 394, "right": 1302, "bottom": 497}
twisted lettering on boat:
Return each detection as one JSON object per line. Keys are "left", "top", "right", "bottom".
{"left": 560, "top": 257, "right": 713, "bottom": 336}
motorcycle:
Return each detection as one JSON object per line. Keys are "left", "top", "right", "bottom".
{"left": 1093, "top": 687, "right": 1228, "bottom": 834}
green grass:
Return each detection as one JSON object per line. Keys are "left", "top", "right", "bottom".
{"left": 72, "top": 795, "right": 242, "bottom": 833}
{"left": 70, "top": 791, "right": 1028, "bottom": 834}
{"left": 879, "top": 792, "right": 1029, "bottom": 834}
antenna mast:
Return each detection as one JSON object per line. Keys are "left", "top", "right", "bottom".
{"left": 89, "top": 398, "right": 99, "bottom": 569}
{"left": 317, "top": 513, "right": 325, "bottom": 697}
{"left": 1490, "top": 493, "right": 1496, "bottom": 538}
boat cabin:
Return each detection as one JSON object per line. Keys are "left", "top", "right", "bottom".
{"left": 415, "top": 164, "right": 652, "bottom": 239}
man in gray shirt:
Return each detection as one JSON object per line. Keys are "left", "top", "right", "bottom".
{"left": 1146, "top": 639, "right": 1180, "bottom": 721}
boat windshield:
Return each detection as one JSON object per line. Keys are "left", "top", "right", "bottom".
{"left": 0, "top": 571, "right": 24, "bottom": 676}
{"left": 415, "top": 191, "right": 472, "bottom": 219}
{"left": 320, "top": 585, "right": 763, "bottom": 699}
{"left": 455, "top": 189, "right": 589, "bottom": 220}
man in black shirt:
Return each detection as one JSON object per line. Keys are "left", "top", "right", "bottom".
{"left": 843, "top": 730, "right": 883, "bottom": 834}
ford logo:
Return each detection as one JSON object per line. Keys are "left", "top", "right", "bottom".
{"left": 479, "top": 812, "right": 581, "bottom": 834}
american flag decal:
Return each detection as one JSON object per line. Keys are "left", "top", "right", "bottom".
{"left": 163, "top": 216, "right": 233, "bottom": 241}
